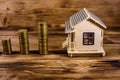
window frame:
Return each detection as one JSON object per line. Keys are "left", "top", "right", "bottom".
{"left": 83, "top": 32, "right": 94, "bottom": 45}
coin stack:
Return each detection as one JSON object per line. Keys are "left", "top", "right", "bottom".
{"left": 38, "top": 21, "right": 48, "bottom": 54}
{"left": 18, "top": 29, "right": 29, "bottom": 54}
{"left": 2, "top": 38, "right": 12, "bottom": 54}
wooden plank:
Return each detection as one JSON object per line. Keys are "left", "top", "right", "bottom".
{"left": 0, "top": 0, "right": 119, "bottom": 27}
{"left": 0, "top": 54, "right": 119, "bottom": 79}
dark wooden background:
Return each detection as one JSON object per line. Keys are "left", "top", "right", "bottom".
{"left": 0, "top": 0, "right": 120, "bottom": 52}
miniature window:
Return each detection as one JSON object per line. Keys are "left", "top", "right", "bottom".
{"left": 83, "top": 32, "right": 94, "bottom": 45}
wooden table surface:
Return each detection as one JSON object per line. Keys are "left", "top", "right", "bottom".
{"left": 0, "top": 36, "right": 120, "bottom": 80}
{"left": 0, "top": 53, "right": 120, "bottom": 80}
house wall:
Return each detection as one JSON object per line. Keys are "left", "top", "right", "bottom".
{"left": 74, "top": 20, "right": 103, "bottom": 51}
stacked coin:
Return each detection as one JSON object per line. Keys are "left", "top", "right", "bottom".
{"left": 2, "top": 38, "right": 12, "bottom": 54}
{"left": 18, "top": 29, "right": 29, "bottom": 54}
{"left": 38, "top": 21, "right": 48, "bottom": 54}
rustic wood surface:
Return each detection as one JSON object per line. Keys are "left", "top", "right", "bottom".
{"left": 0, "top": 0, "right": 120, "bottom": 80}
{"left": 0, "top": 52, "right": 120, "bottom": 80}
{"left": 0, "top": 0, "right": 119, "bottom": 27}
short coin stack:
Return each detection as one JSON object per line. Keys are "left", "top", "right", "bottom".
{"left": 2, "top": 38, "right": 12, "bottom": 54}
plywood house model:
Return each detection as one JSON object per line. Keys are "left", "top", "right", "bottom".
{"left": 62, "top": 8, "right": 107, "bottom": 57}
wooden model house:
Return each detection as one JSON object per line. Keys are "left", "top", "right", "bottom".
{"left": 63, "top": 8, "right": 107, "bottom": 57}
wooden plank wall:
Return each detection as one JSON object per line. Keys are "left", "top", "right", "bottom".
{"left": 0, "top": 0, "right": 120, "bottom": 52}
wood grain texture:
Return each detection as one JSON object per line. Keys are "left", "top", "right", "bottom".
{"left": 0, "top": 1, "right": 120, "bottom": 79}
{"left": 0, "top": 0, "right": 119, "bottom": 28}
{"left": 0, "top": 54, "right": 120, "bottom": 80}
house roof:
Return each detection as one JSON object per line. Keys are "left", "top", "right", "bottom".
{"left": 66, "top": 8, "right": 107, "bottom": 30}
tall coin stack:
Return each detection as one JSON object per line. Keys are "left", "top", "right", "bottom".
{"left": 18, "top": 29, "right": 29, "bottom": 54}
{"left": 38, "top": 21, "right": 48, "bottom": 54}
{"left": 2, "top": 38, "right": 12, "bottom": 54}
